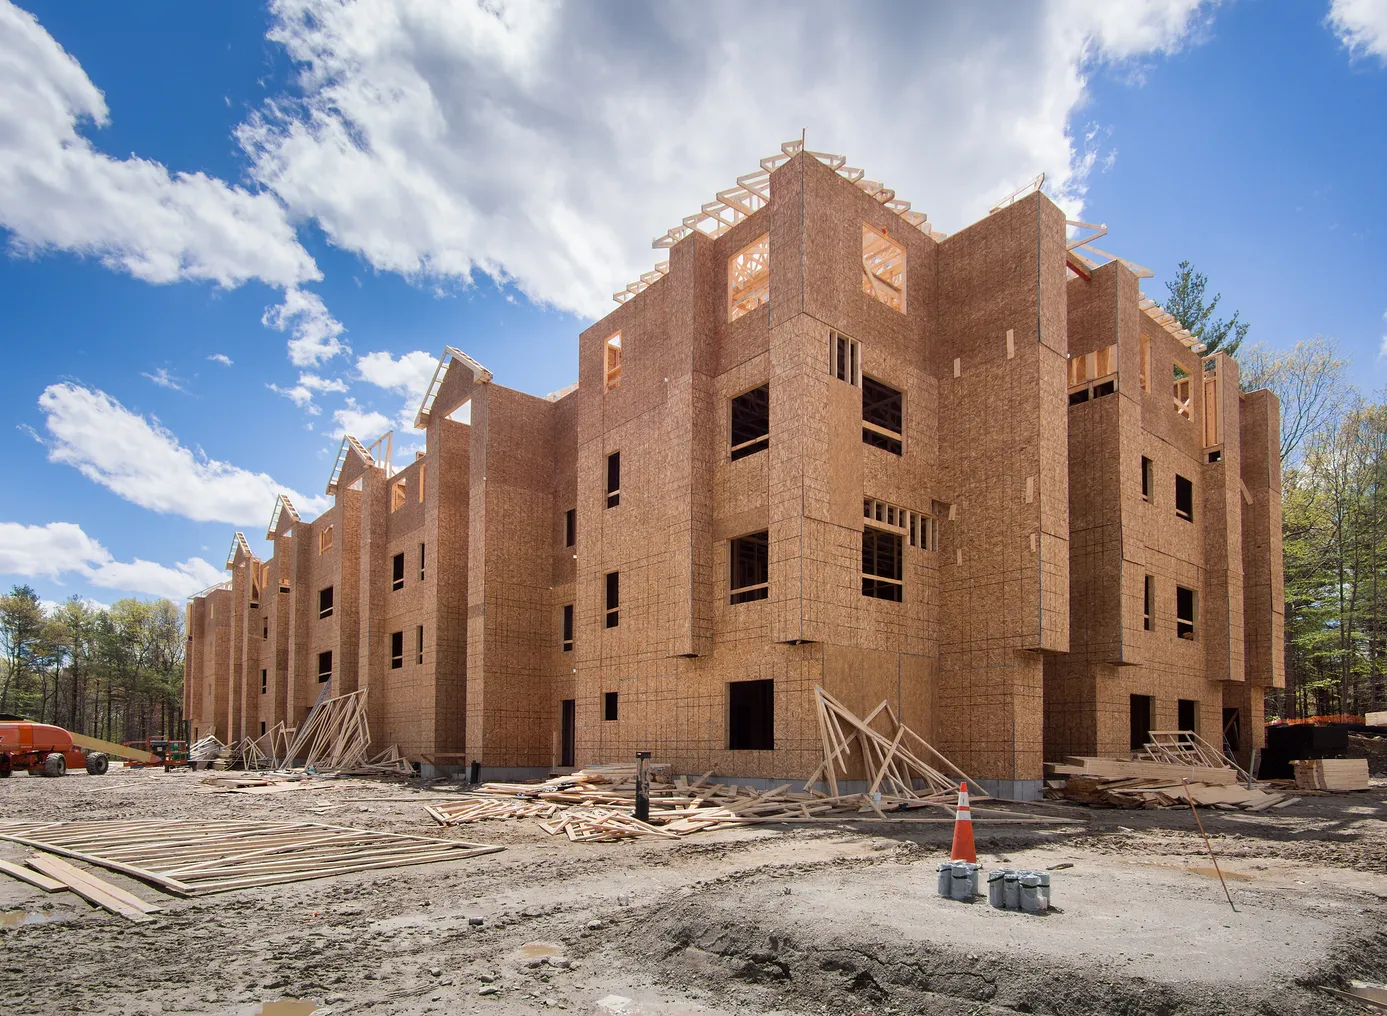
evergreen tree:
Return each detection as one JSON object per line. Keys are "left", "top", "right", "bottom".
{"left": 1164, "top": 260, "right": 1249, "bottom": 356}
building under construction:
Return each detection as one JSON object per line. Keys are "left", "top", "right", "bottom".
{"left": 184, "top": 140, "right": 1284, "bottom": 799}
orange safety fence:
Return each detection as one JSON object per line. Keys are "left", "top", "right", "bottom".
{"left": 1267, "top": 714, "right": 1365, "bottom": 727}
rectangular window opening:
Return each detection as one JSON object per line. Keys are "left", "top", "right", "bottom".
{"left": 417, "top": 624, "right": 424, "bottom": 665}
{"left": 605, "top": 571, "right": 620, "bottom": 628}
{"left": 564, "top": 508, "right": 576, "bottom": 548}
{"left": 391, "top": 478, "right": 406, "bottom": 512}
{"left": 1141, "top": 456, "right": 1153, "bottom": 501}
{"left": 1176, "top": 585, "right": 1196, "bottom": 640}
{"left": 1092, "top": 379, "right": 1116, "bottom": 398}
{"left": 1173, "top": 364, "right": 1192, "bottom": 419}
{"left": 418, "top": 462, "right": 426, "bottom": 503}
{"left": 605, "top": 333, "right": 622, "bottom": 390}
{"left": 319, "top": 525, "right": 334, "bottom": 554}
{"left": 728, "top": 679, "right": 774, "bottom": 750}
{"left": 862, "top": 376, "right": 903, "bottom": 455}
{"left": 390, "top": 630, "right": 403, "bottom": 669}
{"left": 260, "top": 721, "right": 266, "bottom": 736}
{"left": 1068, "top": 389, "right": 1090, "bottom": 406}
{"left": 263, "top": 618, "right": 268, "bottom": 641}
{"left": 831, "top": 332, "right": 862, "bottom": 386}
{"left": 604, "top": 691, "right": 619, "bottom": 722}
{"left": 1140, "top": 333, "right": 1151, "bottom": 392}
{"left": 730, "top": 384, "right": 770, "bottom": 461}
{"left": 728, "top": 234, "right": 770, "bottom": 322}
{"left": 1130, "top": 694, "right": 1153, "bottom": 752}
{"left": 730, "top": 531, "right": 769, "bottom": 604}
{"left": 862, "top": 526, "right": 904, "bottom": 601}
{"left": 392, "top": 552, "right": 405, "bottom": 591}
{"left": 261, "top": 669, "right": 267, "bottom": 695}
{"left": 1143, "top": 575, "right": 1154, "bottom": 632}
{"left": 862, "top": 224, "right": 906, "bottom": 312}
{"left": 317, "top": 650, "right": 332, "bottom": 684}
{"left": 1178, "top": 698, "right": 1198, "bottom": 735}
{"left": 318, "top": 585, "right": 334, "bottom": 620}
{"left": 606, "top": 451, "right": 621, "bottom": 508}
{"left": 419, "top": 542, "right": 426, "bottom": 581}
{"left": 562, "top": 604, "right": 574, "bottom": 651}
{"left": 1175, "top": 474, "right": 1193, "bottom": 522}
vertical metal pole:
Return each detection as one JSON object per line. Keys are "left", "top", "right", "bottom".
{"left": 635, "top": 751, "right": 651, "bottom": 823}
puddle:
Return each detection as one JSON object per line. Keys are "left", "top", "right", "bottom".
{"left": 256, "top": 1000, "right": 319, "bottom": 1016}
{"left": 518, "top": 941, "right": 564, "bottom": 961}
{"left": 0, "top": 910, "right": 57, "bottom": 929}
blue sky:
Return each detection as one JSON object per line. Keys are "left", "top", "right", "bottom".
{"left": 1, "top": 0, "right": 1384, "bottom": 608}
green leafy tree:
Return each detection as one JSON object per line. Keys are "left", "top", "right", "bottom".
{"left": 1163, "top": 260, "right": 1249, "bottom": 356}
{"left": 0, "top": 585, "right": 46, "bottom": 715}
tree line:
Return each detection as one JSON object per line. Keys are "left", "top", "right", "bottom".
{"left": 0, "top": 586, "right": 185, "bottom": 743}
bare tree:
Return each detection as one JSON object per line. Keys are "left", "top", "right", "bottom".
{"left": 1238, "top": 336, "right": 1349, "bottom": 465}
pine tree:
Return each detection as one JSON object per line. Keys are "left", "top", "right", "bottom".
{"left": 1163, "top": 260, "right": 1249, "bottom": 356}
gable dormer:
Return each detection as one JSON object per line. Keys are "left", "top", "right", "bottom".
{"left": 415, "top": 346, "right": 492, "bottom": 429}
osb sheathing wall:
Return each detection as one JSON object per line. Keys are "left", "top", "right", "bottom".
{"left": 932, "top": 191, "right": 1070, "bottom": 783}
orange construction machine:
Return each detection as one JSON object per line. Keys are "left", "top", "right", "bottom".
{"left": 0, "top": 722, "right": 156, "bottom": 777}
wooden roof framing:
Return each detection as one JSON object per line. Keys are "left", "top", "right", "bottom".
{"left": 325, "top": 435, "right": 375, "bottom": 496}
{"left": 414, "top": 346, "right": 493, "bottom": 428}
{"left": 618, "top": 138, "right": 941, "bottom": 306}
{"left": 265, "top": 494, "right": 300, "bottom": 541}
{"left": 225, "top": 532, "right": 253, "bottom": 570}
{"left": 186, "top": 580, "right": 231, "bottom": 602}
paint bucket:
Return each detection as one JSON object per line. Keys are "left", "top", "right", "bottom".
{"left": 987, "top": 870, "right": 1005, "bottom": 908}
{"left": 937, "top": 863, "right": 953, "bottom": 897}
{"left": 1003, "top": 871, "right": 1020, "bottom": 910}
{"left": 1037, "top": 872, "right": 1051, "bottom": 911}
{"left": 950, "top": 864, "right": 972, "bottom": 900}
{"left": 1020, "top": 874, "right": 1042, "bottom": 913}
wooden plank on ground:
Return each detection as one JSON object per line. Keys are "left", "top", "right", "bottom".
{"left": 0, "top": 858, "right": 67, "bottom": 893}
{"left": 26, "top": 854, "right": 160, "bottom": 922}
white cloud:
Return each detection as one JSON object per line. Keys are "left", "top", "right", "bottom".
{"left": 263, "top": 286, "right": 348, "bottom": 366}
{"left": 331, "top": 399, "right": 393, "bottom": 442}
{"left": 142, "top": 367, "right": 186, "bottom": 392}
{"left": 40, "top": 596, "right": 110, "bottom": 616}
{"left": 268, "top": 371, "right": 349, "bottom": 413}
{"left": 208, "top": 353, "right": 233, "bottom": 366}
{"left": 1329, "top": 0, "right": 1387, "bottom": 61}
{"left": 0, "top": 0, "right": 318, "bottom": 290}
{"left": 0, "top": 521, "right": 223, "bottom": 599}
{"left": 37, "top": 382, "right": 331, "bottom": 527}
{"left": 357, "top": 349, "right": 437, "bottom": 429}
{"left": 238, "top": 0, "right": 1208, "bottom": 320}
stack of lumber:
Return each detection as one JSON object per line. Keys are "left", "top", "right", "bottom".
{"left": 426, "top": 692, "right": 1038, "bottom": 842}
{"left": 277, "top": 689, "right": 371, "bottom": 772}
{"left": 0, "top": 820, "right": 502, "bottom": 895}
{"left": 1047, "top": 751, "right": 1290, "bottom": 811}
{"left": 1293, "top": 757, "right": 1371, "bottom": 792}
{"left": 188, "top": 735, "right": 225, "bottom": 763}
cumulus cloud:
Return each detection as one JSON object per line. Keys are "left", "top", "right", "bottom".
{"left": 0, "top": 521, "right": 224, "bottom": 599}
{"left": 262, "top": 287, "right": 348, "bottom": 366}
{"left": 37, "top": 382, "right": 330, "bottom": 526}
{"left": 357, "top": 349, "right": 438, "bottom": 429}
{"left": 268, "top": 371, "right": 349, "bottom": 413}
{"left": 331, "top": 399, "right": 393, "bottom": 442}
{"left": 237, "top": 0, "right": 1209, "bottom": 320}
{"left": 0, "top": 0, "right": 318, "bottom": 290}
{"left": 208, "top": 353, "right": 233, "bottom": 366}
{"left": 1329, "top": 0, "right": 1387, "bottom": 61}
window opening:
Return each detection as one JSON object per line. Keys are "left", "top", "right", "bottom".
{"left": 831, "top": 332, "right": 862, "bottom": 386}
{"left": 728, "top": 679, "right": 774, "bottom": 750}
{"left": 1130, "top": 694, "right": 1153, "bottom": 751}
{"left": 605, "top": 571, "right": 620, "bottom": 628}
{"left": 862, "top": 526, "right": 904, "bottom": 601}
{"left": 605, "top": 333, "right": 622, "bottom": 390}
{"left": 562, "top": 604, "right": 574, "bottom": 651}
{"left": 1143, "top": 575, "right": 1154, "bottom": 631}
{"left": 730, "top": 385, "right": 770, "bottom": 461}
{"left": 319, "top": 525, "right": 334, "bottom": 554}
{"left": 419, "top": 542, "right": 426, "bottom": 581}
{"left": 391, "top": 478, "right": 406, "bottom": 512}
{"left": 1175, "top": 474, "right": 1193, "bottom": 522}
{"left": 1140, "top": 333, "right": 1151, "bottom": 392}
{"left": 319, "top": 586, "right": 334, "bottom": 620}
{"left": 417, "top": 625, "right": 424, "bottom": 665}
{"left": 606, "top": 452, "right": 621, "bottom": 508}
{"left": 317, "top": 650, "right": 332, "bottom": 684}
{"left": 263, "top": 617, "right": 268, "bottom": 641}
{"left": 261, "top": 669, "right": 267, "bottom": 695}
{"left": 1178, "top": 698, "right": 1198, "bottom": 734}
{"left": 1173, "top": 364, "right": 1192, "bottom": 419}
{"left": 862, "top": 376, "right": 903, "bottom": 455}
{"left": 727, "top": 234, "right": 770, "bottom": 321}
{"left": 730, "top": 531, "right": 770, "bottom": 604}
{"left": 390, "top": 631, "right": 403, "bottom": 669}
{"left": 418, "top": 463, "right": 426, "bottom": 503}
{"left": 1176, "top": 585, "right": 1196, "bottom": 640}
{"left": 1141, "top": 457, "right": 1153, "bottom": 501}
{"left": 392, "top": 552, "right": 405, "bottom": 590}
{"left": 862, "top": 224, "right": 906, "bottom": 312}
{"left": 565, "top": 508, "right": 576, "bottom": 547}
{"left": 260, "top": 721, "right": 266, "bottom": 736}
{"left": 604, "top": 691, "right": 619, "bottom": 722}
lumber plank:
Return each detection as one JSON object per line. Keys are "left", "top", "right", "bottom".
{"left": 26, "top": 854, "right": 159, "bottom": 922}
{"left": 0, "top": 858, "right": 67, "bottom": 893}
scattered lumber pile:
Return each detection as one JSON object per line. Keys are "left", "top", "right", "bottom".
{"left": 426, "top": 692, "right": 1040, "bottom": 842}
{"left": 280, "top": 689, "right": 371, "bottom": 771}
{"left": 0, "top": 852, "right": 164, "bottom": 922}
{"left": 1047, "top": 734, "right": 1290, "bottom": 811}
{"left": 1293, "top": 758, "right": 1371, "bottom": 792}
{"left": 188, "top": 735, "right": 225, "bottom": 763}
{"left": 0, "top": 820, "right": 502, "bottom": 895}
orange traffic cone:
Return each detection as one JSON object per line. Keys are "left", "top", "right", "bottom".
{"left": 950, "top": 781, "right": 977, "bottom": 863}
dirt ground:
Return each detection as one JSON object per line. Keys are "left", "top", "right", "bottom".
{"left": 1, "top": 767, "right": 1385, "bottom": 1016}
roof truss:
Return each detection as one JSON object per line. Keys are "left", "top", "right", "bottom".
{"left": 326, "top": 435, "right": 375, "bottom": 496}
{"left": 265, "top": 494, "right": 301, "bottom": 541}
{"left": 414, "top": 346, "right": 493, "bottom": 428}
{"left": 225, "top": 532, "right": 253, "bottom": 570}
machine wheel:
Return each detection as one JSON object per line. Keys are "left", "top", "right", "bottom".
{"left": 85, "top": 752, "right": 109, "bottom": 776}
{"left": 0, "top": 755, "right": 11, "bottom": 777}
{"left": 42, "top": 752, "right": 67, "bottom": 778}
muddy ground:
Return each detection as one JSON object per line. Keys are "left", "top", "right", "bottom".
{"left": 1, "top": 768, "right": 1385, "bottom": 1016}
